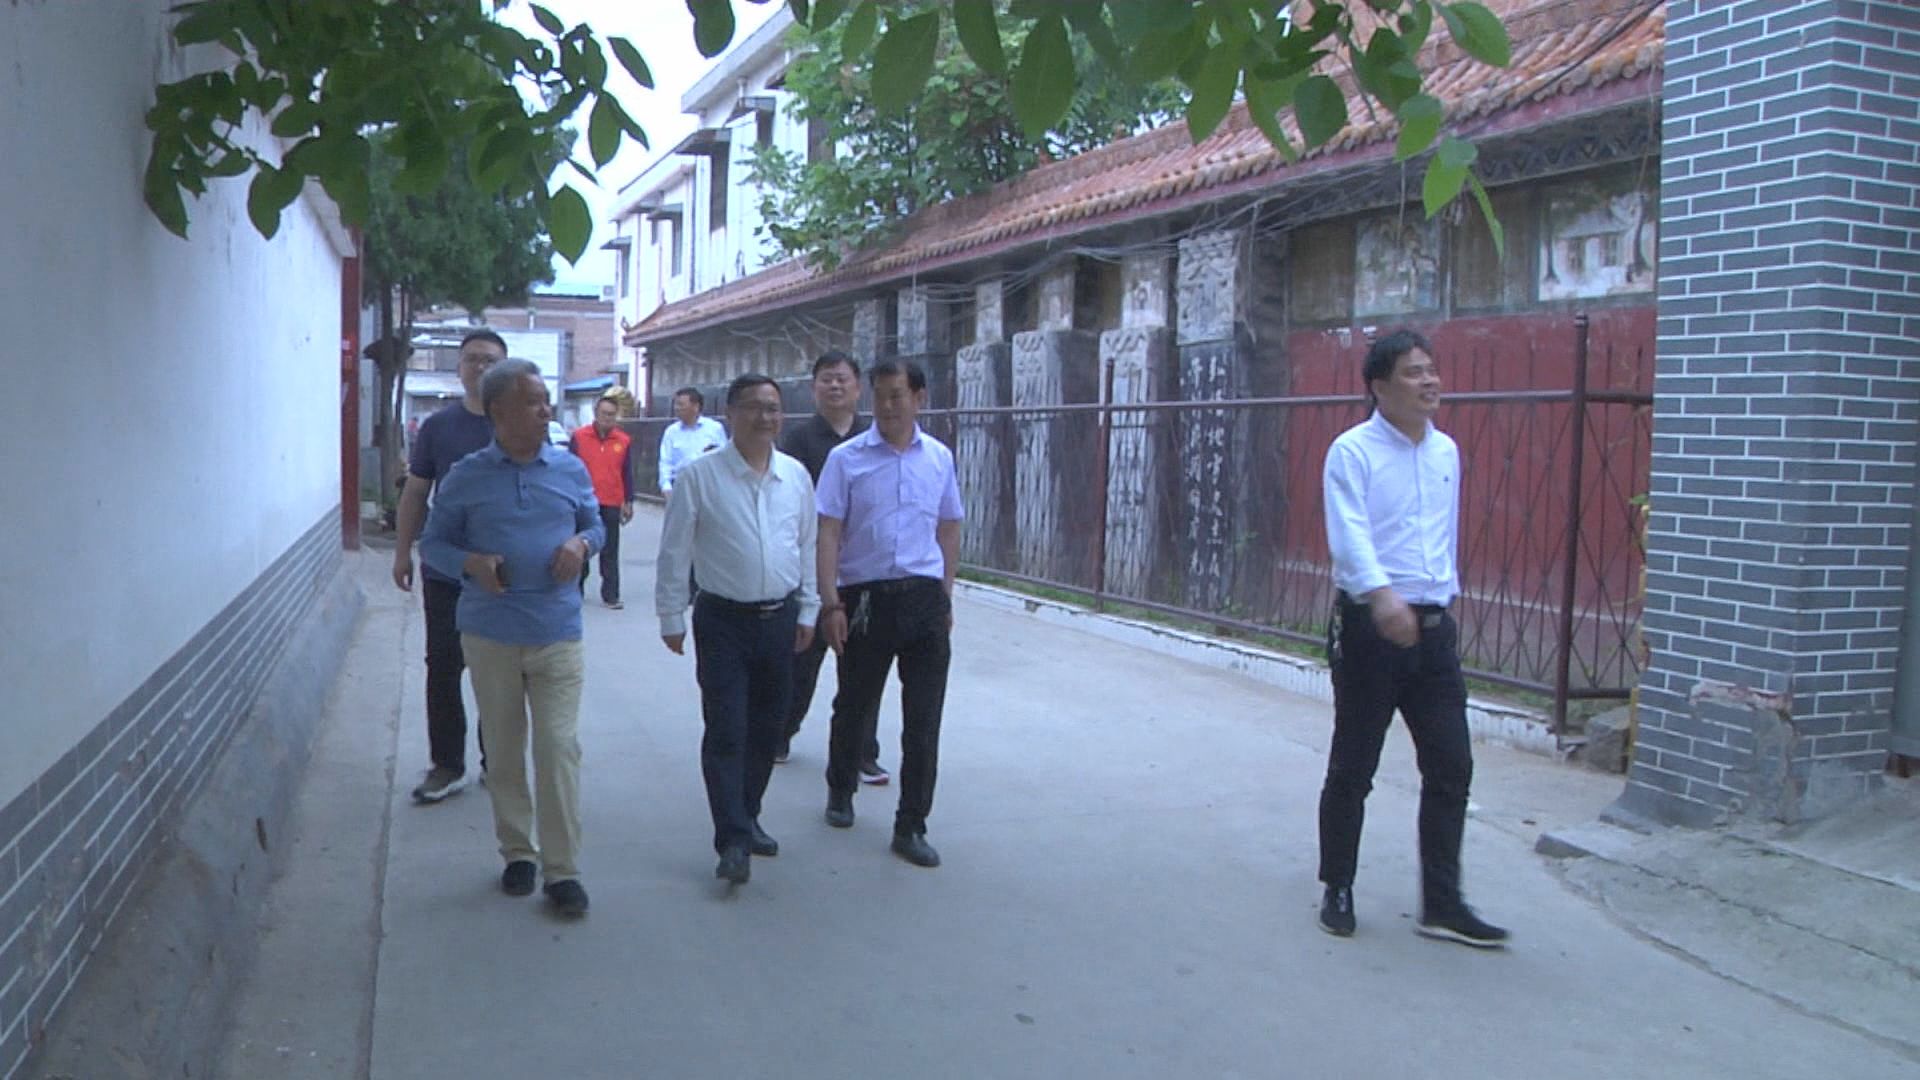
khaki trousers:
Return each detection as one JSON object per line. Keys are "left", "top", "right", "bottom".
{"left": 461, "top": 634, "right": 585, "bottom": 882}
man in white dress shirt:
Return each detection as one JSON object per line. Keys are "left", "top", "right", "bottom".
{"left": 657, "top": 386, "right": 727, "bottom": 495}
{"left": 1317, "top": 329, "right": 1508, "bottom": 948}
{"left": 656, "top": 374, "right": 819, "bottom": 886}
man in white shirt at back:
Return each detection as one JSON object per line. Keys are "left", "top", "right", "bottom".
{"left": 657, "top": 385, "right": 727, "bottom": 495}
{"left": 655, "top": 374, "right": 818, "bottom": 887}
{"left": 1316, "top": 328, "right": 1508, "bottom": 949}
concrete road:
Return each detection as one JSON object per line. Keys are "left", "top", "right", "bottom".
{"left": 214, "top": 508, "right": 1919, "bottom": 1080}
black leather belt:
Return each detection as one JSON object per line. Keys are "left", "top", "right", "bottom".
{"left": 696, "top": 591, "right": 798, "bottom": 618}
{"left": 1337, "top": 591, "right": 1451, "bottom": 629}
{"left": 844, "top": 576, "right": 940, "bottom": 594}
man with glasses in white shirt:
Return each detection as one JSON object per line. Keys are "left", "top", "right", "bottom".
{"left": 656, "top": 374, "right": 819, "bottom": 886}
{"left": 1317, "top": 328, "right": 1508, "bottom": 948}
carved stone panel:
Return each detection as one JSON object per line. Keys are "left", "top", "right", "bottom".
{"left": 1176, "top": 230, "right": 1246, "bottom": 346}
{"left": 1177, "top": 334, "right": 1251, "bottom": 611}
{"left": 955, "top": 343, "right": 1014, "bottom": 568}
{"left": 1012, "top": 330, "right": 1100, "bottom": 584}
{"left": 1121, "top": 252, "right": 1173, "bottom": 329}
{"left": 1101, "top": 326, "right": 1175, "bottom": 601}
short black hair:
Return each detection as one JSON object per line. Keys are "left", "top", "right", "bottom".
{"left": 460, "top": 329, "right": 508, "bottom": 354}
{"left": 813, "top": 350, "right": 859, "bottom": 378}
{"left": 673, "top": 386, "right": 704, "bottom": 408}
{"left": 1362, "top": 329, "right": 1434, "bottom": 395}
{"left": 726, "top": 373, "right": 780, "bottom": 406}
{"left": 869, "top": 358, "right": 926, "bottom": 393}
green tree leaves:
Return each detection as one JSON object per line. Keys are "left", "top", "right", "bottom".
{"left": 1011, "top": 15, "right": 1076, "bottom": 140}
{"left": 143, "top": 2, "right": 1517, "bottom": 261}
{"left": 873, "top": 11, "right": 942, "bottom": 114}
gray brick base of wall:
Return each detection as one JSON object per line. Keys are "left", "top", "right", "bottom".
{"left": 1622, "top": 0, "right": 1920, "bottom": 827}
{"left": 1, "top": 513, "right": 357, "bottom": 1078}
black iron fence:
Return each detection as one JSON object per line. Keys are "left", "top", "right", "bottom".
{"left": 625, "top": 320, "right": 1652, "bottom": 732}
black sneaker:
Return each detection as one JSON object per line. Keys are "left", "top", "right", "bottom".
{"left": 824, "top": 793, "right": 854, "bottom": 829}
{"left": 890, "top": 832, "right": 940, "bottom": 868}
{"left": 749, "top": 822, "right": 779, "bottom": 857}
{"left": 859, "top": 760, "right": 890, "bottom": 786}
{"left": 501, "top": 860, "right": 537, "bottom": 896}
{"left": 716, "top": 846, "right": 751, "bottom": 884}
{"left": 411, "top": 766, "right": 469, "bottom": 803}
{"left": 1417, "top": 907, "right": 1509, "bottom": 948}
{"left": 544, "top": 878, "right": 590, "bottom": 917}
{"left": 1318, "top": 885, "right": 1355, "bottom": 937}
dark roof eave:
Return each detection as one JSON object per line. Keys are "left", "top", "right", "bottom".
{"left": 627, "top": 72, "right": 1659, "bottom": 349}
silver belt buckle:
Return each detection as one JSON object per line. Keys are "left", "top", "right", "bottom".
{"left": 1419, "top": 611, "right": 1444, "bottom": 630}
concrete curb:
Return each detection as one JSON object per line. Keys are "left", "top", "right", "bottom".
{"left": 1536, "top": 819, "right": 1920, "bottom": 1062}
{"left": 954, "top": 580, "right": 1558, "bottom": 756}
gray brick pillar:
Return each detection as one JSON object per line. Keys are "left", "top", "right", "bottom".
{"left": 1176, "top": 230, "right": 1253, "bottom": 612}
{"left": 851, "top": 296, "right": 890, "bottom": 368}
{"left": 1621, "top": 0, "right": 1920, "bottom": 827}
{"left": 896, "top": 285, "right": 955, "bottom": 408}
{"left": 1013, "top": 263, "right": 1100, "bottom": 582}
{"left": 957, "top": 280, "right": 1014, "bottom": 568}
{"left": 1103, "top": 251, "right": 1176, "bottom": 601}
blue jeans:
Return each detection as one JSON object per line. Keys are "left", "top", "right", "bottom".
{"left": 693, "top": 593, "right": 798, "bottom": 854}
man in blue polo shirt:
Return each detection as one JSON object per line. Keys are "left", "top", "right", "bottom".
{"left": 421, "top": 358, "right": 604, "bottom": 917}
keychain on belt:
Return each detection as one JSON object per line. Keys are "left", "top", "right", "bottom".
{"left": 850, "top": 591, "right": 872, "bottom": 637}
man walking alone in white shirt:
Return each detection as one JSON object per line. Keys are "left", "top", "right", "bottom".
{"left": 656, "top": 375, "right": 819, "bottom": 886}
{"left": 657, "top": 386, "right": 726, "bottom": 496}
{"left": 1317, "top": 329, "right": 1507, "bottom": 948}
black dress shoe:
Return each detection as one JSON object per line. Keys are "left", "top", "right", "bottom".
{"left": 716, "top": 846, "right": 751, "bottom": 884}
{"left": 890, "top": 832, "right": 940, "bottom": 868}
{"left": 824, "top": 793, "right": 854, "bottom": 829}
{"left": 501, "top": 860, "right": 537, "bottom": 896}
{"left": 750, "top": 822, "right": 780, "bottom": 857}
{"left": 543, "top": 878, "right": 589, "bottom": 917}
{"left": 1417, "top": 905, "right": 1509, "bottom": 948}
{"left": 1319, "top": 885, "right": 1355, "bottom": 937}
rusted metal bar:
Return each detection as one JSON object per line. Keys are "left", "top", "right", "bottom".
{"left": 1553, "top": 315, "right": 1593, "bottom": 736}
{"left": 917, "top": 388, "right": 1612, "bottom": 418}
{"left": 1092, "top": 360, "right": 1116, "bottom": 613}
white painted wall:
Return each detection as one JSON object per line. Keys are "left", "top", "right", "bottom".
{"left": 0, "top": 7, "right": 347, "bottom": 805}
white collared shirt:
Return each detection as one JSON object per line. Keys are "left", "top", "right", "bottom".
{"left": 655, "top": 442, "right": 819, "bottom": 636}
{"left": 657, "top": 415, "right": 727, "bottom": 492}
{"left": 1322, "top": 411, "right": 1460, "bottom": 605}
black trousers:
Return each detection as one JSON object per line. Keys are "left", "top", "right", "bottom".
{"left": 577, "top": 505, "right": 622, "bottom": 603}
{"left": 422, "top": 575, "right": 482, "bottom": 773}
{"left": 787, "top": 632, "right": 881, "bottom": 762}
{"left": 1317, "top": 597, "right": 1473, "bottom": 915}
{"left": 826, "top": 578, "right": 951, "bottom": 836}
{"left": 693, "top": 594, "right": 797, "bottom": 854}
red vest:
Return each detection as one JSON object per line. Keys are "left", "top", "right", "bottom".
{"left": 572, "top": 424, "right": 631, "bottom": 507}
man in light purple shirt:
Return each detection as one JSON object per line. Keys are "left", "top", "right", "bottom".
{"left": 815, "top": 359, "right": 964, "bottom": 868}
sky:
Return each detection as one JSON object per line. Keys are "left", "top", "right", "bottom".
{"left": 497, "top": 1, "right": 787, "bottom": 294}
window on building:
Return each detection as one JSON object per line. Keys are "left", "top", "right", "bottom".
{"left": 709, "top": 158, "right": 728, "bottom": 233}
{"left": 670, "top": 220, "right": 683, "bottom": 276}
{"left": 615, "top": 249, "right": 630, "bottom": 298}
{"left": 756, "top": 109, "right": 774, "bottom": 148}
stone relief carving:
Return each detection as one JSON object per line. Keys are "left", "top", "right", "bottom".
{"left": 1177, "top": 231, "right": 1244, "bottom": 346}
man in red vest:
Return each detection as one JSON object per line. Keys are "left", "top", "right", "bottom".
{"left": 570, "top": 393, "right": 635, "bottom": 609}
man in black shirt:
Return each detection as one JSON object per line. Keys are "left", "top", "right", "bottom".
{"left": 776, "top": 351, "right": 887, "bottom": 785}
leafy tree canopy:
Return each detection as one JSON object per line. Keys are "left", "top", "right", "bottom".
{"left": 145, "top": 1, "right": 1511, "bottom": 261}
{"left": 748, "top": 5, "right": 1188, "bottom": 268}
